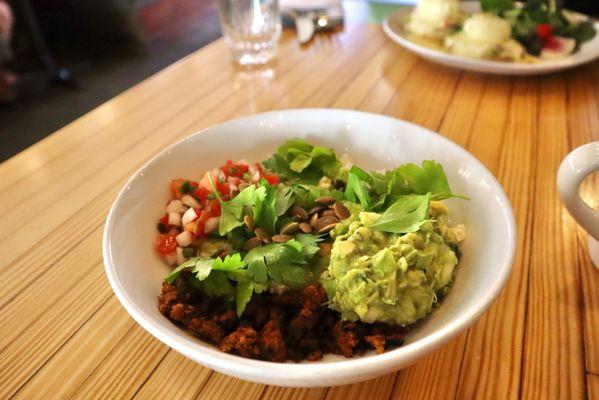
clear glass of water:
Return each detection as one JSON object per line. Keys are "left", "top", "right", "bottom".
{"left": 218, "top": 0, "right": 282, "bottom": 65}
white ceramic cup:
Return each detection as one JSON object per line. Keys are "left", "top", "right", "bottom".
{"left": 557, "top": 141, "right": 599, "bottom": 267}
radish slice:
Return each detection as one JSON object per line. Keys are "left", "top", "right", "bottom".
{"left": 164, "top": 252, "right": 177, "bottom": 265}
{"left": 181, "top": 194, "right": 201, "bottom": 209}
{"left": 176, "top": 230, "right": 195, "bottom": 247}
{"left": 168, "top": 212, "right": 182, "bottom": 226}
{"left": 204, "top": 216, "right": 221, "bottom": 234}
{"left": 166, "top": 199, "right": 187, "bottom": 214}
{"left": 181, "top": 207, "right": 198, "bottom": 226}
{"left": 541, "top": 37, "right": 576, "bottom": 59}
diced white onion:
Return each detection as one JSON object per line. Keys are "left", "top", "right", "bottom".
{"left": 166, "top": 199, "right": 187, "bottom": 214}
{"left": 248, "top": 164, "right": 257, "bottom": 176}
{"left": 181, "top": 207, "right": 198, "bottom": 226}
{"left": 176, "top": 230, "right": 195, "bottom": 247}
{"left": 176, "top": 247, "right": 187, "bottom": 265}
{"left": 164, "top": 252, "right": 177, "bottom": 265}
{"left": 204, "top": 216, "right": 220, "bottom": 234}
{"left": 181, "top": 194, "right": 201, "bottom": 208}
{"left": 168, "top": 212, "right": 182, "bottom": 226}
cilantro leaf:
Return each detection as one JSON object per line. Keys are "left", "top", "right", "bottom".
{"left": 396, "top": 160, "right": 466, "bottom": 200}
{"left": 164, "top": 254, "right": 247, "bottom": 284}
{"left": 262, "top": 139, "right": 342, "bottom": 184}
{"left": 202, "top": 271, "right": 236, "bottom": 299}
{"left": 345, "top": 170, "right": 372, "bottom": 210}
{"left": 235, "top": 282, "right": 254, "bottom": 316}
{"left": 219, "top": 185, "right": 267, "bottom": 235}
{"left": 371, "top": 194, "right": 432, "bottom": 234}
{"left": 274, "top": 186, "right": 294, "bottom": 217}
{"left": 253, "top": 180, "right": 278, "bottom": 234}
{"left": 481, "top": 0, "right": 514, "bottom": 14}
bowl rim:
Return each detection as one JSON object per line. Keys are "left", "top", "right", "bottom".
{"left": 103, "top": 109, "right": 516, "bottom": 385}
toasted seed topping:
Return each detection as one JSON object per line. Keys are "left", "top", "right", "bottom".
{"left": 238, "top": 182, "right": 250, "bottom": 191}
{"left": 244, "top": 215, "right": 255, "bottom": 230}
{"left": 272, "top": 234, "right": 293, "bottom": 243}
{"left": 314, "top": 196, "right": 336, "bottom": 206}
{"left": 309, "top": 212, "right": 319, "bottom": 225}
{"left": 322, "top": 209, "right": 336, "bottom": 218}
{"left": 254, "top": 227, "right": 270, "bottom": 241}
{"left": 308, "top": 205, "right": 326, "bottom": 215}
{"left": 318, "top": 223, "right": 338, "bottom": 233}
{"left": 280, "top": 221, "right": 300, "bottom": 235}
{"left": 291, "top": 206, "right": 309, "bottom": 220}
{"left": 333, "top": 202, "right": 351, "bottom": 220}
{"left": 243, "top": 236, "right": 262, "bottom": 251}
{"left": 299, "top": 222, "right": 313, "bottom": 233}
{"left": 317, "top": 243, "right": 332, "bottom": 256}
{"left": 312, "top": 216, "right": 339, "bottom": 231}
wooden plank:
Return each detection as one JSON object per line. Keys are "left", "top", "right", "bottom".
{"left": 195, "top": 372, "right": 266, "bottom": 400}
{"left": 0, "top": 261, "right": 112, "bottom": 398}
{"left": 261, "top": 386, "right": 327, "bottom": 400}
{"left": 567, "top": 65, "right": 599, "bottom": 376}
{"left": 520, "top": 74, "right": 585, "bottom": 399}
{"left": 326, "top": 373, "right": 397, "bottom": 400}
{"left": 133, "top": 352, "right": 213, "bottom": 400}
{"left": 455, "top": 78, "right": 538, "bottom": 400}
{"left": 70, "top": 326, "right": 169, "bottom": 400}
{"left": 589, "top": 373, "right": 599, "bottom": 400}
{"left": 13, "top": 297, "right": 134, "bottom": 399}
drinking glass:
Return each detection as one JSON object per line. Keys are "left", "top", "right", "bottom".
{"left": 218, "top": 0, "right": 282, "bottom": 65}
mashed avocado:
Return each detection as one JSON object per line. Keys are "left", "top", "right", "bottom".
{"left": 321, "top": 207, "right": 464, "bottom": 326}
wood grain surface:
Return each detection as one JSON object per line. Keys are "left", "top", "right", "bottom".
{"left": 0, "top": 25, "right": 598, "bottom": 399}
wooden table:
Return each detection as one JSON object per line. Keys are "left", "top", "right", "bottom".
{"left": 1, "top": 24, "right": 598, "bottom": 400}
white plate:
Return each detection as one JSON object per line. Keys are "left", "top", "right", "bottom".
{"left": 103, "top": 109, "right": 516, "bottom": 387}
{"left": 382, "top": 3, "right": 599, "bottom": 75}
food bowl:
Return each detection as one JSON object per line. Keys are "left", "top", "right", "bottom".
{"left": 103, "top": 109, "right": 516, "bottom": 387}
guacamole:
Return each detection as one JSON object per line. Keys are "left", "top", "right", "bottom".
{"left": 321, "top": 208, "right": 464, "bottom": 326}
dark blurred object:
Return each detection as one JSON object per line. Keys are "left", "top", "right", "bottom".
{"left": 30, "top": 0, "right": 145, "bottom": 52}
{"left": 563, "top": 1, "right": 599, "bottom": 15}
{"left": 14, "top": 0, "right": 75, "bottom": 87}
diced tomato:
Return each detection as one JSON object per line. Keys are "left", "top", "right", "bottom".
{"left": 262, "top": 174, "right": 280, "bottom": 185}
{"left": 170, "top": 179, "right": 186, "bottom": 199}
{"left": 536, "top": 23, "right": 553, "bottom": 41}
{"left": 195, "top": 210, "right": 212, "bottom": 236}
{"left": 204, "top": 198, "right": 221, "bottom": 216}
{"left": 155, "top": 234, "right": 177, "bottom": 255}
{"left": 216, "top": 180, "right": 230, "bottom": 197}
{"left": 193, "top": 186, "right": 211, "bottom": 204}
{"left": 220, "top": 160, "right": 249, "bottom": 178}
{"left": 159, "top": 214, "right": 169, "bottom": 226}
{"left": 170, "top": 179, "right": 199, "bottom": 199}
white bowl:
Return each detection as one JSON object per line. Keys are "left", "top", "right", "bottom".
{"left": 382, "top": 3, "right": 599, "bottom": 75}
{"left": 103, "top": 109, "right": 516, "bottom": 387}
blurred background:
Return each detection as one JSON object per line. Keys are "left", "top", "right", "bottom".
{"left": 0, "top": 0, "right": 596, "bottom": 162}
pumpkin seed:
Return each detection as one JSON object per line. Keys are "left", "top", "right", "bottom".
{"left": 299, "top": 222, "right": 313, "bottom": 233}
{"left": 238, "top": 182, "right": 250, "bottom": 191}
{"left": 308, "top": 205, "right": 326, "bottom": 215}
{"left": 280, "top": 221, "right": 300, "bottom": 235}
{"left": 317, "top": 243, "right": 332, "bottom": 256}
{"left": 291, "top": 206, "right": 308, "bottom": 220}
{"left": 317, "top": 223, "right": 338, "bottom": 233}
{"left": 309, "top": 212, "right": 319, "bottom": 225}
{"left": 322, "top": 209, "right": 336, "bottom": 218}
{"left": 243, "top": 215, "right": 255, "bottom": 230}
{"left": 315, "top": 196, "right": 336, "bottom": 205}
{"left": 243, "top": 236, "right": 262, "bottom": 251}
{"left": 254, "top": 227, "right": 270, "bottom": 242}
{"left": 312, "top": 216, "right": 339, "bottom": 231}
{"left": 333, "top": 202, "right": 351, "bottom": 220}
{"left": 272, "top": 234, "right": 293, "bottom": 243}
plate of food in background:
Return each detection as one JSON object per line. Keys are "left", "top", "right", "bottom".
{"left": 383, "top": 0, "right": 599, "bottom": 75}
